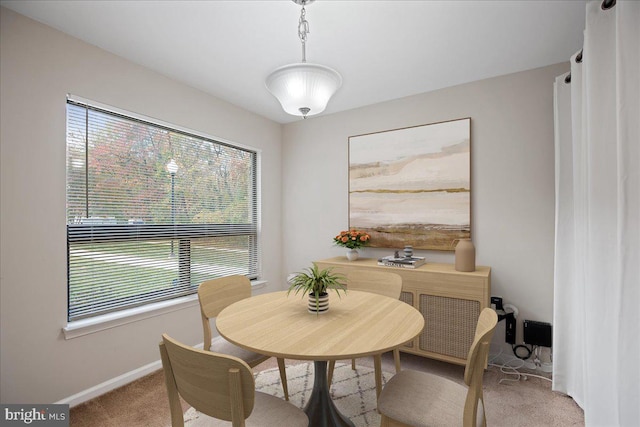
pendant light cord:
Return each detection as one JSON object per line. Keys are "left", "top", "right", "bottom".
{"left": 266, "top": 0, "right": 341, "bottom": 119}
{"left": 298, "top": 4, "right": 309, "bottom": 63}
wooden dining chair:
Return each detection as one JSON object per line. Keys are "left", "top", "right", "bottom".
{"left": 198, "top": 275, "right": 289, "bottom": 401}
{"left": 377, "top": 307, "right": 498, "bottom": 427}
{"left": 159, "top": 334, "right": 308, "bottom": 427}
{"left": 327, "top": 269, "right": 403, "bottom": 399}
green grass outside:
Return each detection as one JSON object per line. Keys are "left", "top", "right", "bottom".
{"left": 69, "top": 239, "right": 250, "bottom": 320}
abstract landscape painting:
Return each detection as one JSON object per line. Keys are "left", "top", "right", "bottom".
{"left": 348, "top": 118, "right": 470, "bottom": 251}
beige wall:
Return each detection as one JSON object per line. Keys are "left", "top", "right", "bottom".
{"left": 282, "top": 62, "right": 568, "bottom": 351}
{"left": 0, "top": 7, "right": 283, "bottom": 404}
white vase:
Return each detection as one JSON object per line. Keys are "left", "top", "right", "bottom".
{"left": 308, "top": 292, "right": 329, "bottom": 314}
{"left": 346, "top": 249, "right": 359, "bottom": 261}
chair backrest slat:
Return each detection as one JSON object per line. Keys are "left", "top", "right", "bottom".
{"left": 159, "top": 341, "right": 186, "bottom": 427}
{"left": 463, "top": 308, "right": 498, "bottom": 386}
{"left": 160, "top": 334, "right": 255, "bottom": 424}
{"left": 228, "top": 368, "right": 246, "bottom": 427}
{"left": 462, "top": 308, "right": 498, "bottom": 427}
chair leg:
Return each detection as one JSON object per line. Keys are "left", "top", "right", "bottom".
{"left": 327, "top": 360, "right": 336, "bottom": 387}
{"left": 351, "top": 358, "right": 356, "bottom": 370}
{"left": 393, "top": 348, "right": 401, "bottom": 373}
{"left": 276, "top": 358, "right": 289, "bottom": 401}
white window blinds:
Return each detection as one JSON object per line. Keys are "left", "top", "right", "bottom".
{"left": 66, "top": 98, "right": 259, "bottom": 321}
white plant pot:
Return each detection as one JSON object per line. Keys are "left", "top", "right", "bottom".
{"left": 346, "top": 249, "right": 359, "bottom": 261}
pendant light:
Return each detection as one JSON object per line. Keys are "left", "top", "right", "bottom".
{"left": 265, "top": 0, "right": 342, "bottom": 119}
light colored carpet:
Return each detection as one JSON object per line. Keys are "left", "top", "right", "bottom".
{"left": 70, "top": 352, "right": 584, "bottom": 427}
{"left": 182, "top": 362, "right": 390, "bottom": 427}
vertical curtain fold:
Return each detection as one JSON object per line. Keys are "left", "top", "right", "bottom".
{"left": 553, "top": 1, "right": 639, "bottom": 425}
{"left": 553, "top": 62, "right": 585, "bottom": 408}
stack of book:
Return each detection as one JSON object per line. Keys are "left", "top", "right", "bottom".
{"left": 377, "top": 255, "right": 426, "bottom": 269}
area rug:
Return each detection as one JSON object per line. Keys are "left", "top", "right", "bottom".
{"left": 182, "top": 362, "right": 391, "bottom": 427}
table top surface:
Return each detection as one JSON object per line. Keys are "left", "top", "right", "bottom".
{"left": 216, "top": 290, "right": 424, "bottom": 361}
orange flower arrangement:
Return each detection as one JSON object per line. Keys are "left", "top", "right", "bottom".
{"left": 333, "top": 229, "right": 371, "bottom": 250}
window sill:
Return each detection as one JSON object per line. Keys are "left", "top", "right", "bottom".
{"left": 63, "top": 279, "right": 268, "bottom": 339}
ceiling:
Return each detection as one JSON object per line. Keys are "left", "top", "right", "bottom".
{"left": 1, "top": 0, "right": 586, "bottom": 124}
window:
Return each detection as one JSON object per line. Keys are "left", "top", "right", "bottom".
{"left": 66, "top": 97, "right": 259, "bottom": 322}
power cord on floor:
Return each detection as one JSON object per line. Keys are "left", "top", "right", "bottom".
{"left": 489, "top": 346, "right": 552, "bottom": 384}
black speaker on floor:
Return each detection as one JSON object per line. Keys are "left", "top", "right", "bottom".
{"left": 523, "top": 320, "right": 552, "bottom": 347}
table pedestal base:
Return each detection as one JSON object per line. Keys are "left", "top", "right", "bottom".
{"left": 304, "top": 361, "right": 355, "bottom": 427}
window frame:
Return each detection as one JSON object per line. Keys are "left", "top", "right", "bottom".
{"left": 65, "top": 95, "right": 262, "bottom": 323}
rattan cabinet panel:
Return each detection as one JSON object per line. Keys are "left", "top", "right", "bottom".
{"left": 419, "top": 295, "right": 480, "bottom": 359}
{"left": 314, "top": 257, "right": 490, "bottom": 365}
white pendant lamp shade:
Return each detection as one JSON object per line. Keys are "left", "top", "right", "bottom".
{"left": 266, "top": 0, "right": 342, "bottom": 118}
{"left": 266, "top": 62, "right": 342, "bottom": 117}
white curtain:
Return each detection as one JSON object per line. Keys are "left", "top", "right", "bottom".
{"left": 553, "top": 1, "right": 639, "bottom": 426}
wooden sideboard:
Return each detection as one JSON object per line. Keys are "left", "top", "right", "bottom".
{"left": 314, "top": 256, "right": 491, "bottom": 366}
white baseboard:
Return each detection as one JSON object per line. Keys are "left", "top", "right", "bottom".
{"left": 56, "top": 342, "right": 204, "bottom": 408}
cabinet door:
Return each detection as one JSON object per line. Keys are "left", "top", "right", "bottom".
{"left": 418, "top": 293, "right": 480, "bottom": 360}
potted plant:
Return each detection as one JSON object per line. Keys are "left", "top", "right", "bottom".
{"left": 287, "top": 264, "right": 347, "bottom": 314}
{"left": 333, "top": 229, "right": 371, "bottom": 261}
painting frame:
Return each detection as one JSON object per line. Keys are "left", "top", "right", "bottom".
{"left": 348, "top": 117, "right": 471, "bottom": 251}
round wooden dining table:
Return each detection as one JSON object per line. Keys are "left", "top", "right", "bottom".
{"left": 216, "top": 290, "right": 424, "bottom": 427}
